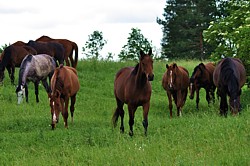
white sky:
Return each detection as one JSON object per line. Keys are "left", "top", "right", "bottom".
{"left": 0, "top": 0, "right": 165, "bottom": 59}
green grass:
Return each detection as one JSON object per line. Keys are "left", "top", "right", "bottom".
{"left": 0, "top": 59, "right": 249, "bottom": 165}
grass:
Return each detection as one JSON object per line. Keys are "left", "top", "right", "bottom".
{"left": 0, "top": 59, "right": 249, "bottom": 165}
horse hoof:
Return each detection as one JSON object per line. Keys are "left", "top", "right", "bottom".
{"left": 129, "top": 131, "right": 133, "bottom": 136}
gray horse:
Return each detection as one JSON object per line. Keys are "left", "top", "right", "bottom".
{"left": 15, "top": 54, "right": 56, "bottom": 104}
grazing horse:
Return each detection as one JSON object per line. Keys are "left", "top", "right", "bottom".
{"left": 213, "top": 57, "right": 246, "bottom": 116}
{"left": 36, "top": 35, "right": 78, "bottom": 68}
{"left": 26, "top": 40, "right": 65, "bottom": 66}
{"left": 15, "top": 54, "right": 56, "bottom": 104}
{"left": 162, "top": 63, "right": 189, "bottom": 118}
{"left": 112, "top": 49, "right": 154, "bottom": 136}
{"left": 49, "top": 65, "right": 80, "bottom": 129}
{"left": 0, "top": 45, "right": 37, "bottom": 84}
{"left": 189, "top": 62, "right": 216, "bottom": 109}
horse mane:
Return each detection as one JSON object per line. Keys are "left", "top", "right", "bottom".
{"left": 52, "top": 66, "right": 64, "bottom": 94}
{"left": 220, "top": 58, "right": 239, "bottom": 93}
{"left": 132, "top": 63, "right": 139, "bottom": 75}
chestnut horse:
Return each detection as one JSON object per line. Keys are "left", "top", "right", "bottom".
{"left": 15, "top": 54, "right": 56, "bottom": 104}
{"left": 189, "top": 62, "right": 216, "bottom": 109}
{"left": 213, "top": 57, "right": 246, "bottom": 116}
{"left": 26, "top": 40, "right": 65, "bottom": 66}
{"left": 112, "top": 49, "right": 154, "bottom": 136}
{"left": 36, "top": 35, "right": 78, "bottom": 68}
{"left": 49, "top": 65, "right": 80, "bottom": 130}
{"left": 162, "top": 63, "right": 189, "bottom": 118}
{"left": 0, "top": 44, "right": 37, "bottom": 84}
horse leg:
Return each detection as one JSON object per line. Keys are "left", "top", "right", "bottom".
{"left": 10, "top": 65, "right": 15, "bottom": 85}
{"left": 24, "top": 84, "right": 29, "bottom": 103}
{"left": 220, "top": 93, "right": 228, "bottom": 117}
{"left": 61, "top": 97, "right": 69, "bottom": 128}
{"left": 205, "top": 88, "right": 211, "bottom": 106}
{"left": 142, "top": 102, "right": 150, "bottom": 136}
{"left": 176, "top": 90, "right": 182, "bottom": 116}
{"left": 70, "top": 94, "right": 77, "bottom": 123}
{"left": 41, "top": 79, "right": 51, "bottom": 94}
{"left": 211, "top": 86, "right": 216, "bottom": 104}
{"left": 128, "top": 104, "right": 136, "bottom": 136}
{"left": 167, "top": 91, "right": 173, "bottom": 118}
{"left": 65, "top": 56, "right": 70, "bottom": 66}
{"left": 196, "top": 88, "right": 200, "bottom": 110}
{"left": 34, "top": 82, "right": 39, "bottom": 103}
{"left": 112, "top": 97, "right": 125, "bottom": 133}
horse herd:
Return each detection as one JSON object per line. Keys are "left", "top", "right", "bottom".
{"left": 0, "top": 42, "right": 247, "bottom": 136}
{"left": 0, "top": 35, "right": 80, "bottom": 130}
{"left": 112, "top": 49, "right": 246, "bottom": 136}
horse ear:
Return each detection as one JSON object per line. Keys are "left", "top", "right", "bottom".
{"left": 199, "top": 63, "right": 205, "bottom": 69}
{"left": 166, "top": 64, "right": 169, "bottom": 69}
{"left": 148, "top": 49, "right": 152, "bottom": 56}
{"left": 140, "top": 50, "right": 145, "bottom": 59}
{"left": 173, "top": 63, "right": 177, "bottom": 68}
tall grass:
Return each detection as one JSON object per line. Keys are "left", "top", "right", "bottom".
{"left": 0, "top": 59, "right": 249, "bottom": 165}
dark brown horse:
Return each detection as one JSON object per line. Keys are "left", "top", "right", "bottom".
{"left": 189, "top": 62, "right": 216, "bottom": 109}
{"left": 0, "top": 44, "right": 37, "bottom": 84}
{"left": 36, "top": 35, "right": 78, "bottom": 68}
{"left": 112, "top": 49, "right": 154, "bottom": 136}
{"left": 213, "top": 57, "right": 246, "bottom": 116}
{"left": 26, "top": 40, "right": 65, "bottom": 66}
{"left": 162, "top": 63, "right": 189, "bottom": 118}
{"left": 49, "top": 65, "right": 80, "bottom": 130}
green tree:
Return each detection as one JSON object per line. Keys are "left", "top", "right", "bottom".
{"left": 82, "top": 30, "right": 107, "bottom": 60}
{"left": 0, "top": 44, "right": 8, "bottom": 54}
{"left": 203, "top": 0, "right": 250, "bottom": 74}
{"left": 118, "top": 28, "right": 152, "bottom": 61}
{"left": 157, "top": 0, "right": 219, "bottom": 60}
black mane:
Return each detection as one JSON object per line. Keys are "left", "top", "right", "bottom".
{"left": 0, "top": 46, "right": 12, "bottom": 71}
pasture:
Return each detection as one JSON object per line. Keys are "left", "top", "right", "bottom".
{"left": 0, "top": 59, "right": 249, "bottom": 165}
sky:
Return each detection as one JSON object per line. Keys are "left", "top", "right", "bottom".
{"left": 0, "top": 0, "right": 165, "bottom": 59}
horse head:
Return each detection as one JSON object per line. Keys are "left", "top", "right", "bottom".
{"left": 16, "top": 85, "right": 25, "bottom": 104}
{"left": 49, "top": 90, "right": 62, "bottom": 130}
{"left": 166, "top": 63, "right": 178, "bottom": 91}
{"left": 139, "top": 49, "right": 154, "bottom": 81}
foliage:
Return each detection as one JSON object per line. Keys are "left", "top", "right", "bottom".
{"left": 0, "top": 43, "right": 8, "bottom": 53}
{"left": 118, "top": 28, "right": 153, "bottom": 61}
{"left": 157, "top": 0, "right": 220, "bottom": 60}
{"left": 82, "top": 30, "right": 107, "bottom": 60}
{"left": 0, "top": 60, "right": 250, "bottom": 165}
{"left": 203, "top": 0, "right": 250, "bottom": 75}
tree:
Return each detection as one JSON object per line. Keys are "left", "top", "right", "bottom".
{"left": 157, "top": 0, "right": 219, "bottom": 60}
{"left": 203, "top": 0, "right": 250, "bottom": 75}
{"left": 118, "top": 28, "right": 153, "bottom": 61}
{"left": 0, "top": 44, "right": 8, "bottom": 54}
{"left": 82, "top": 30, "right": 107, "bottom": 60}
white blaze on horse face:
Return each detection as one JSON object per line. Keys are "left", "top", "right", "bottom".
{"left": 53, "top": 111, "right": 57, "bottom": 123}
{"left": 170, "top": 70, "right": 173, "bottom": 88}
{"left": 17, "top": 85, "right": 25, "bottom": 104}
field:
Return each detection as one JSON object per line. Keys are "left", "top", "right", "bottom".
{"left": 0, "top": 59, "right": 250, "bottom": 165}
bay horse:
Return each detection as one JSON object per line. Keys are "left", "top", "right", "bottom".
{"left": 49, "top": 65, "right": 80, "bottom": 130}
{"left": 15, "top": 54, "right": 56, "bottom": 104}
{"left": 26, "top": 40, "right": 65, "bottom": 66}
{"left": 112, "top": 49, "right": 154, "bottom": 136}
{"left": 36, "top": 35, "right": 78, "bottom": 68}
{"left": 189, "top": 62, "right": 216, "bottom": 109}
{"left": 162, "top": 63, "right": 189, "bottom": 118}
{"left": 213, "top": 57, "right": 246, "bottom": 116}
{"left": 0, "top": 44, "right": 37, "bottom": 84}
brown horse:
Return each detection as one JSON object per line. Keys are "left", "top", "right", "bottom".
{"left": 27, "top": 40, "right": 65, "bottom": 66}
{"left": 36, "top": 35, "right": 78, "bottom": 68}
{"left": 213, "top": 57, "right": 246, "bottom": 116}
{"left": 49, "top": 65, "right": 80, "bottom": 130}
{"left": 189, "top": 62, "right": 216, "bottom": 109}
{"left": 0, "top": 44, "right": 37, "bottom": 84}
{"left": 112, "top": 49, "right": 154, "bottom": 136}
{"left": 162, "top": 63, "right": 189, "bottom": 118}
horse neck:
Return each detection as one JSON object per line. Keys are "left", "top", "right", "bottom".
{"left": 135, "top": 63, "right": 147, "bottom": 87}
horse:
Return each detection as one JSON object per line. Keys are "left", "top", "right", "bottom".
{"left": 0, "top": 44, "right": 37, "bottom": 84}
{"left": 213, "top": 57, "right": 246, "bottom": 116}
{"left": 112, "top": 49, "right": 154, "bottom": 136}
{"left": 189, "top": 62, "right": 216, "bottom": 109}
{"left": 162, "top": 63, "right": 189, "bottom": 118}
{"left": 36, "top": 35, "right": 78, "bottom": 68}
{"left": 15, "top": 54, "right": 56, "bottom": 104}
{"left": 49, "top": 65, "right": 80, "bottom": 130}
{"left": 26, "top": 40, "right": 65, "bottom": 66}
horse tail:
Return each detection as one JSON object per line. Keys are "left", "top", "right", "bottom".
{"left": 72, "top": 42, "right": 78, "bottom": 68}
{"left": 112, "top": 107, "right": 119, "bottom": 128}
